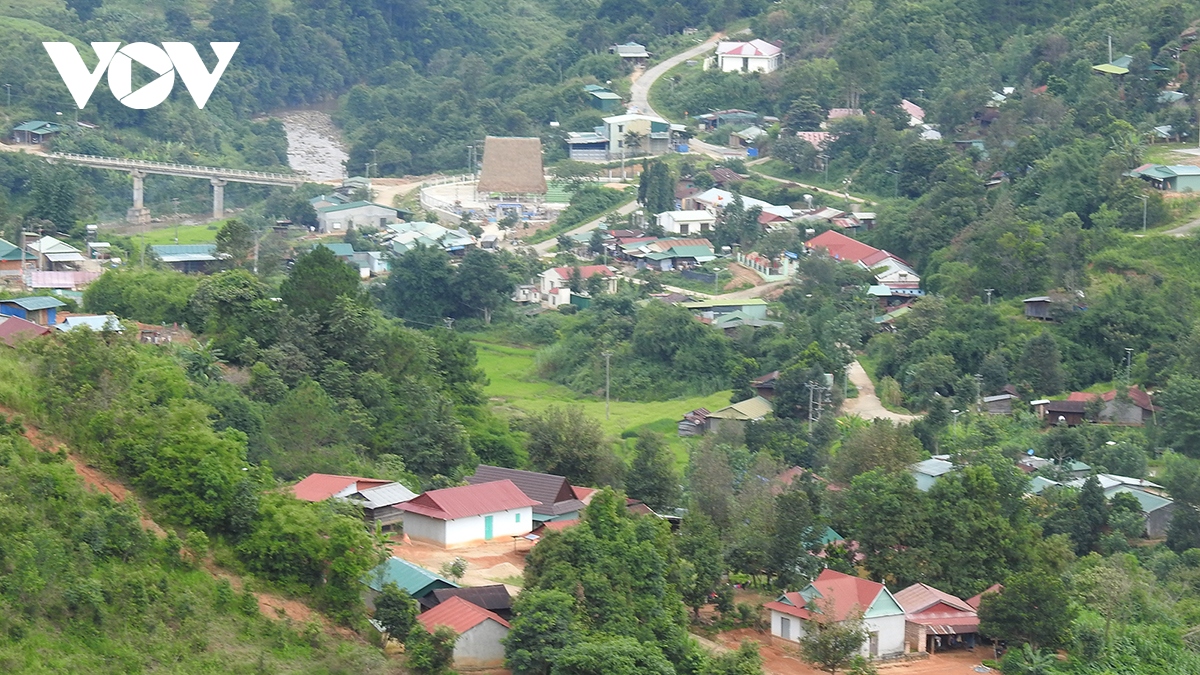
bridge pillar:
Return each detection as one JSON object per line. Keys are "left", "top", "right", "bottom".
{"left": 211, "top": 179, "right": 227, "bottom": 219}
{"left": 126, "top": 170, "right": 150, "bottom": 225}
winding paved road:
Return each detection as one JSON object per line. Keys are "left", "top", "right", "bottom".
{"left": 630, "top": 35, "right": 723, "bottom": 118}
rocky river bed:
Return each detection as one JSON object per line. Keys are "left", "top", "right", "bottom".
{"left": 274, "top": 110, "right": 348, "bottom": 182}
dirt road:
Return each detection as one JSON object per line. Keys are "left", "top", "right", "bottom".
{"left": 842, "top": 360, "right": 920, "bottom": 423}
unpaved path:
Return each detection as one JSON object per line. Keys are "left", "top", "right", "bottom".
{"left": 842, "top": 360, "right": 920, "bottom": 422}
{"left": 660, "top": 278, "right": 790, "bottom": 301}
{"left": 630, "top": 33, "right": 723, "bottom": 118}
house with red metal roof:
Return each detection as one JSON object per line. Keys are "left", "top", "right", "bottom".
{"left": 394, "top": 480, "right": 540, "bottom": 548}
{"left": 894, "top": 582, "right": 981, "bottom": 653}
{"left": 1065, "top": 386, "right": 1158, "bottom": 425}
{"left": 291, "top": 474, "right": 415, "bottom": 527}
{"left": 292, "top": 473, "right": 392, "bottom": 502}
{"left": 416, "top": 596, "right": 511, "bottom": 668}
{"left": 765, "top": 569, "right": 906, "bottom": 658}
{"left": 0, "top": 316, "right": 51, "bottom": 347}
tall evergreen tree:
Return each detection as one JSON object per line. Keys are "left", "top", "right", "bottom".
{"left": 1076, "top": 474, "right": 1109, "bottom": 555}
{"left": 1016, "top": 330, "right": 1066, "bottom": 396}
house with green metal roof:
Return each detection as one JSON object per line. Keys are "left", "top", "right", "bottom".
{"left": 362, "top": 556, "right": 458, "bottom": 609}
{"left": 151, "top": 244, "right": 219, "bottom": 273}
{"left": 0, "top": 238, "right": 26, "bottom": 276}
{"left": 12, "top": 121, "right": 64, "bottom": 144}
{"left": 0, "top": 296, "right": 66, "bottom": 326}
{"left": 1128, "top": 163, "right": 1200, "bottom": 192}
{"left": 316, "top": 201, "right": 400, "bottom": 233}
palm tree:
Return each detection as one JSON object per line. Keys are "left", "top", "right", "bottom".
{"left": 179, "top": 339, "right": 225, "bottom": 384}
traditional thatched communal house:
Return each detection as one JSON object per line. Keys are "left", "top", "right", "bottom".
{"left": 475, "top": 136, "right": 548, "bottom": 202}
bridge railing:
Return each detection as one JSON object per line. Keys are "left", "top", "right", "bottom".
{"left": 48, "top": 153, "right": 303, "bottom": 183}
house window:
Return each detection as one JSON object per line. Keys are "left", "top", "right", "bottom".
{"left": 618, "top": 125, "right": 624, "bottom": 133}
{"left": 515, "top": 513, "right": 521, "bottom": 523}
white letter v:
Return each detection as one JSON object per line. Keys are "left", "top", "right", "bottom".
{"left": 43, "top": 42, "right": 120, "bottom": 109}
{"left": 164, "top": 42, "right": 239, "bottom": 109}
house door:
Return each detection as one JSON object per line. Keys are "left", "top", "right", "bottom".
{"left": 869, "top": 631, "right": 879, "bottom": 657}
{"left": 779, "top": 617, "right": 791, "bottom": 640}
{"left": 484, "top": 515, "right": 494, "bottom": 540}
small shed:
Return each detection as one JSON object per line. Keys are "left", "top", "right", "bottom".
{"left": 911, "top": 458, "right": 954, "bottom": 492}
{"left": 1023, "top": 296, "right": 1053, "bottom": 320}
{"left": 12, "top": 120, "right": 64, "bottom": 144}
{"left": 151, "top": 244, "right": 218, "bottom": 273}
{"left": 1044, "top": 400, "right": 1085, "bottom": 426}
{"left": 678, "top": 408, "right": 710, "bottom": 436}
{"left": 982, "top": 393, "right": 1018, "bottom": 415}
{"left": 706, "top": 396, "right": 773, "bottom": 434}
{"left": 416, "top": 597, "right": 510, "bottom": 669}
{"left": 0, "top": 296, "right": 65, "bottom": 326}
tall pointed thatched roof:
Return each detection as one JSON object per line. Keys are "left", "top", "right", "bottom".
{"left": 476, "top": 136, "right": 547, "bottom": 195}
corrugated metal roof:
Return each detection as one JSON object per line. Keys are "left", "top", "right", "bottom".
{"left": 894, "top": 583, "right": 974, "bottom": 615}
{"left": 292, "top": 474, "right": 391, "bottom": 502}
{"left": 0, "top": 238, "right": 22, "bottom": 261}
{"left": 912, "top": 458, "right": 954, "bottom": 477}
{"left": 396, "top": 480, "right": 541, "bottom": 521}
{"left": 801, "top": 569, "right": 899, "bottom": 621}
{"left": 364, "top": 557, "right": 457, "bottom": 595}
{"left": 347, "top": 483, "right": 417, "bottom": 509}
{"left": 1106, "top": 485, "right": 1173, "bottom": 513}
{"left": 708, "top": 396, "right": 773, "bottom": 420}
{"left": 317, "top": 201, "right": 398, "bottom": 214}
{"left": 0, "top": 316, "right": 51, "bottom": 346}
{"left": 417, "top": 596, "right": 510, "bottom": 634}
{"left": 2, "top": 296, "right": 66, "bottom": 311}
{"left": 426, "top": 585, "right": 512, "bottom": 612}
{"left": 467, "top": 466, "right": 581, "bottom": 516}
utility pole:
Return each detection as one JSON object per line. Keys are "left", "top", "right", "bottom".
{"left": 712, "top": 267, "right": 723, "bottom": 296}
{"left": 984, "top": 288, "right": 994, "bottom": 305}
{"left": 172, "top": 198, "right": 180, "bottom": 244}
{"left": 1136, "top": 195, "right": 1148, "bottom": 232}
{"left": 602, "top": 351, "right": 613, "bottom": 420}
{"left": 253, "top": 228, "right": 260, "bottom": 275}
{"left": 4, "top": 84, "right": 10, "bottom": 107}
{"left": 806, "top": 381, "right": 831, "bottom": 433}
{"left": 1125, "top": 347, "right": 1134, "bottom": 384}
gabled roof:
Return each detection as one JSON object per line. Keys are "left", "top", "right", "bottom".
{"left": 966, "top": 584, "right": 1002, "bottom": 610}
{"left": 395, "top": 480, "right": 541, "bottom": 521}
{"left": 1045, "top": 399, "right": 1086, "bottom": 413}
{"left": 0, "top": 296, "right": 66, "bottom": 311}
{"left": 0, "top": 238, "right": 23, "bottom": 261}
{"left": 894, "top": 583, "right": 974, "bottom": 615}
{"left": 708, "top": 396, "right": 773, "bottom": 421}
{"left": 28, "top": 270, "right": 101, "bottom": 289}
{"left": 365, "top": 556, "right": 457, "bottom": 595}
{"left": 424, "top": 585, "right": 513, "bottom": 613}
{"left": 348, "top": 482, "right": 417, "bottom": 509}
{"left": 476, "top": 136, "right": 547, "bottom": 195}
{"left": 467, "top": 465, "right": 583, "bottom": 517}
{"left": 716, "top": 39, "right": 783, "bottom": 57}
{"left": 13, "top": 121, "right": 64, "bottom": 133}
{"left": 0, "top": 316, "right": 51, "bottom": 346}
{"left": 417, "top": 596, "right": 510, "bottom": 634}
{"left": 803, "top": 569, "right": 902, "bottom": 620}
{"left": 57, "top": 314, "right": 122, "bottom": 332}
{"left": 27, "top": 236, "right": 80, "bottom": 256}
{"left": 804, "top": 230, "right": 880, "bottom": 264}
{"left": 317, "top": 200, "right": 399, "bottom": 214}
{"left": 292, "top": 473, "right": 391, "bottom": 502}
{"left": 309, "top": 242, "right": 356, "bottom": 257}
{"left": 1066, "top": 386, "right": 1156, "bottom": 411}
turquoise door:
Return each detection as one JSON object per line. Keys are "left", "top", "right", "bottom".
{"left": 484, "top": 515, "right": 494, "bottom": 540}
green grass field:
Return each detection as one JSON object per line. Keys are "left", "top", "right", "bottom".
{"left": 474, "top": 340, "right": 732, "bottom": 466}
{"left": 131, "top": 222, "right": 225, "bottom": 246}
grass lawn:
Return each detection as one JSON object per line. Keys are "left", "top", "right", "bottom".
{"left": 131, "top": 222, "right": 225, "bottom": 246}
{"left": 474, "top": 340, "right": 732, "bottom": 467}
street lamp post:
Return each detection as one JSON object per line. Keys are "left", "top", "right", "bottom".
{"left": 951, "top": 408, "right": 963, "bottom": 432}
{"left": 712, "top": 267, "right": 723, "bottom": 296}
{"left": 3, "top": 84, "right": 9, "bottom": 107}
{"left": 1136, "top": 194, "right": 1149, "bottom": 232}
{"left": 602, "top": 351, "right": 613, "bottom": 420}
{"left": 984, "top": 288, "right": 994, "bottom": 305}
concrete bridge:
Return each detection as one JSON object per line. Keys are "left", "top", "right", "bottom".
{"left": 45, "top": 152, "right": 304, "bottom": 224}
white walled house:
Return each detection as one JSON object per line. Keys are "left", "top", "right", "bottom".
{"left": 714, "top": 39, "right": 784, "bottom": 74}
{"left": 316, "top": 201, "right": 400, "bottom": 233}
{"left": 416, "top": 596, "right": 511, "bottom": 669}
{"left": 657, "top": 210, "right": 717, "bottom": 236}
{"left": 766, "top": 569, "right": 907, "bottom": 659}
{"left": 394, "top": 480, "right": 540, "bottom": 548}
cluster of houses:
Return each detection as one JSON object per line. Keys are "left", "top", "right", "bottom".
{"left": 292, "top": 464, "right": 675, "bottom": 669}
{"left": 802, "top": 230, "right": 923, "bottom": 323}
{"left": 767, "top": 568, "right": 998, "bottom": 658}
{"left": 911, "top": 451, "right": 1176, "bottom": 538}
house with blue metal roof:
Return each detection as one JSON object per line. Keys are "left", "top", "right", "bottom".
{"left": 0, "top": 296, "right": 66, "bottom": 326}
{"left": 151, "top": 244, "right": 219, "bottom": 273}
